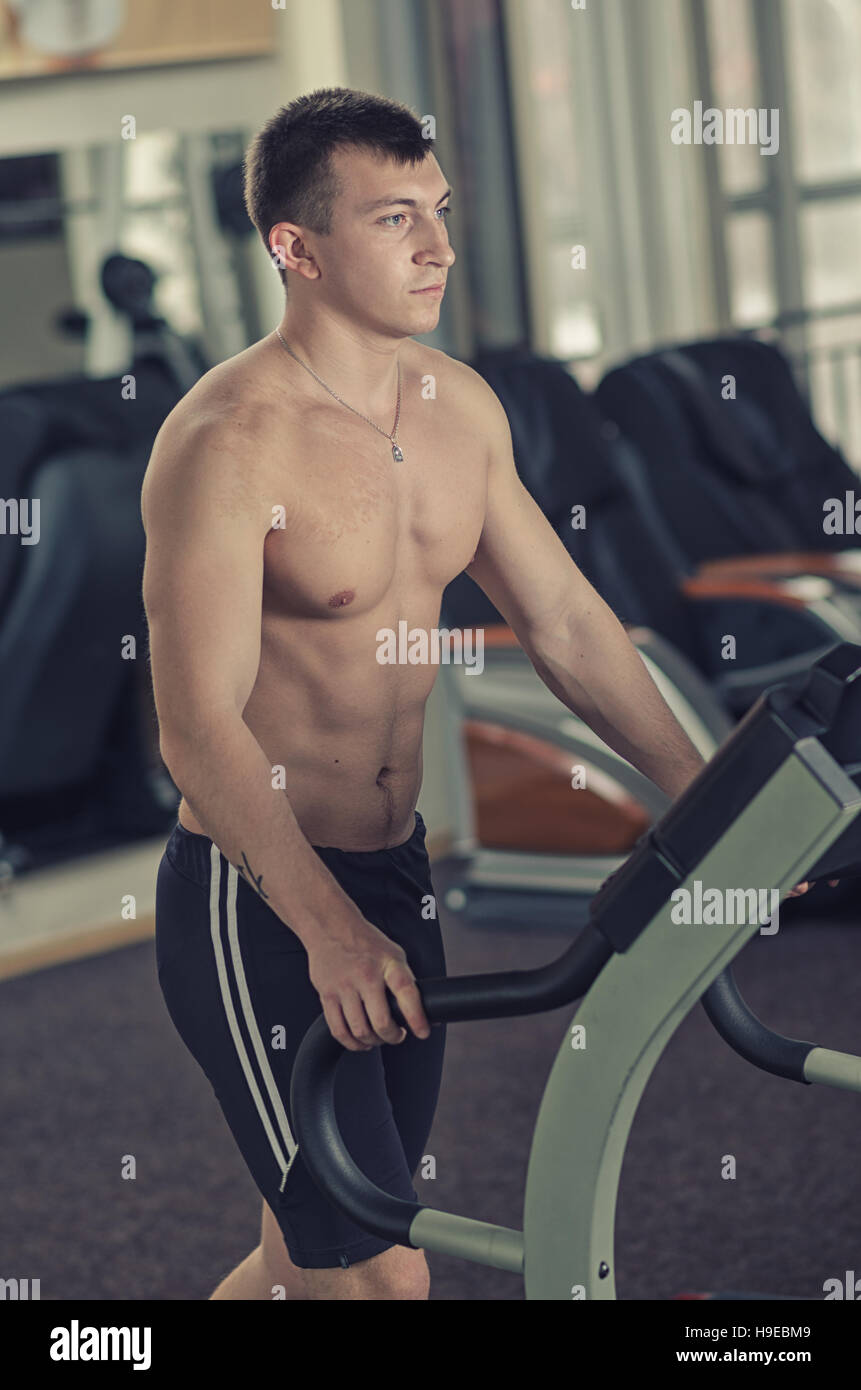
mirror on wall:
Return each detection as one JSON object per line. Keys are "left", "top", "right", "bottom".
{"left": 0, "top": 127, "right": 266, "bottom": 388}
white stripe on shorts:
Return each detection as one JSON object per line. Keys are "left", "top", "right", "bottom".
{"left": 209, "top": 845, "right": 299, "bottom": 1191}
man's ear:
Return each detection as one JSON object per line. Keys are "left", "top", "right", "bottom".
{"left": 269, "top": 224, "right": 320, "bottom": 281}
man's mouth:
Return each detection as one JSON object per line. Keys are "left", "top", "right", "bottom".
{"left": 411, "top": 283, "right": 445, "bottom": 295}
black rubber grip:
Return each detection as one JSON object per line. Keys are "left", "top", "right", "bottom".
{"left": 702, "top": 967, "right": 815, "bottom": 1082}
{"left": 289, "top": 926, "right": 611, "bottom": 1240}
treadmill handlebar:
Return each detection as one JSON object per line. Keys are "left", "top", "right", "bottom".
{"left": 703, "top": 968, "right": 815, "bottom": 1083}
{"left": 289, "top": 641, "right": 861, "bottom": 1244}
{"left": 289, "top": 928, "right": 612, "bottom": 1242}
{"left": 589, "top": 641, "right": 861, "bottom": 949}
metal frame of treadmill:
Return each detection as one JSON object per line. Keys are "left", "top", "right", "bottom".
{"left": 406, "top": 735, "right": 861, "bottom": 1296}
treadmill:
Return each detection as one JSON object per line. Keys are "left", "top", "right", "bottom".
{"left": 290, "top": 642, "right": 861, "bottom": 1299}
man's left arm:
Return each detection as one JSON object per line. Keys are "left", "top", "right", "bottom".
{"left": 463, "top": 379, "right": 705, "bottom": 802}
{"left": 463, "top": 379, "right": 815, "bottom": 895}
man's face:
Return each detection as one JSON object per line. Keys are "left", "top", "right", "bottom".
{"left": 309, "top": 146, "right": 455, "bottom": 337}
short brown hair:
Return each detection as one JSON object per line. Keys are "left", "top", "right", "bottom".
{"left": 243, "top": 87, "right": 434, "bottom": 288}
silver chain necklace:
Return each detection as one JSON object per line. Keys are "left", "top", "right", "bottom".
{"left": 275, "top": 328, "right": 404, "bottom": 462}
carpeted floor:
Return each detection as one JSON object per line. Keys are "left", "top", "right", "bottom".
{"left": 1, "top": 861, "right": 858, "bottom": 1301}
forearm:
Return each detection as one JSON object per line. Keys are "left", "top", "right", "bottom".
{"left": 529, "top": 599, "right": 707, "bottom": 802}
{"left": 160, "top": 715, "right": 358, "bottom": 948}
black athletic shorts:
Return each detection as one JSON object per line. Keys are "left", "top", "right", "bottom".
{"left": 154, "top": 810, "right": 447, "bottom": 1270}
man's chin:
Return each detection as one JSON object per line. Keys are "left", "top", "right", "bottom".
{"left": 369, "top": 299, "right": 443, "bottom": 339}
{"left": 408, "top": 297, "right": 443, "bottom": 326}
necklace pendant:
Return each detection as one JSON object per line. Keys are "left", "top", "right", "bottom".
{"left": 392, "top": 442, "right": 404, "bottom": 462}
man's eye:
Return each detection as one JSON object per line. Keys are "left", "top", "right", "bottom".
{"left": 380, "top": 208, "right": 451, "bottom": 227}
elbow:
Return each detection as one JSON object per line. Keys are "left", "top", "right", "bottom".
{"left": 527, "top": 610, "right": 575, "bottom": 679}
{"left": 528, "top": 640, "right": 569, "bottom": 703}
{"left": 158, "top": 732, "right": 186, "bottom": 785}
{"left": 158, "top": 722, "right": 203, "bottom": 783}
{"left": 158, "top": 708, "right": 241, "bottom": 783}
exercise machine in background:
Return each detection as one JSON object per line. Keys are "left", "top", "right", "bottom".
{"left": 438, "top": 348, "right": 861, "bottom": 925}
{"left": 0, "top": 253, "right": 202, "bottom": 876}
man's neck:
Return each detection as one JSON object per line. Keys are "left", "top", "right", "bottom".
{"left": 276, "top": 305, "right": 406, "bottom": 414}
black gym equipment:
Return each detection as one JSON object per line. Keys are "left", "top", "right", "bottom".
{"left": 0, "top": 254, "right": 204, "bottom": 874}
{"left": 438, "top": 351, "right": 859, "bottom": 926}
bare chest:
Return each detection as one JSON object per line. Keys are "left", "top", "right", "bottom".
{"left": 261, "top": 397, "right": 487, "bottom": 619}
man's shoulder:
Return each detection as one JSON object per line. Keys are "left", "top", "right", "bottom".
{"left": 142, "top": 347, "right": 279, "bottom": 523}
{"left": 403, "top": 340, "right": 499, "bottom": 418}
{"left": 159, "top": 344, "right": 280, "bottom": 445}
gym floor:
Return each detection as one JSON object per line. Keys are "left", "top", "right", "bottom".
{"left": 1, "top": 853, "right": 858, "bottom": 1301}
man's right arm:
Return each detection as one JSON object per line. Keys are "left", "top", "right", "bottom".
{"left": 141, "top": 407, "right": 429, "bottom": 1049}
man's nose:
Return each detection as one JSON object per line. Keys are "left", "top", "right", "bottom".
{"left": 418, "top": 221, "right": 456, "bottom": 266}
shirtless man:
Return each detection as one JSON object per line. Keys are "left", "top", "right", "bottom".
{"left": 142, "top": 88, "right": 813, "bottom": 1302}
